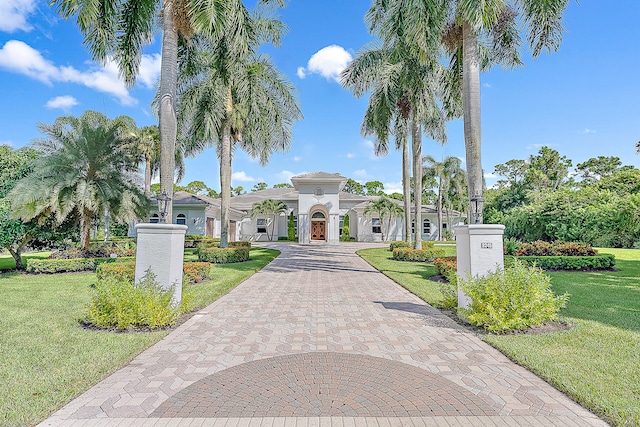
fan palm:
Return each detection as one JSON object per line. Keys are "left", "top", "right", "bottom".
{"left": 367, "top": 0, "right": 570, "bottom": 222}
{"left": 52, "top": 0, "right": 287, "bottom": 221}
{"left": 9, "top": 111, "right": 148, "bottom": 250}
{"left": 177, "top": 13, "right": 301, "bottom": 248}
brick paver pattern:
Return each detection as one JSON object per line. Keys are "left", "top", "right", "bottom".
{"left": 39, "top": 242, "right": 608, "bottom": 427}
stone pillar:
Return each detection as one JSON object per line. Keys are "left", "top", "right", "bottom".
{"left": 298, "top": 214, "right": 309, "bottom": 244}
{"left": 135, "top": 223, "right": 188, "bottom": 307}
{"left": 328, "top": 214, "right": 340, "bottom": 245}
{"left": 454, "top": 224, "right": 505, "bottom": 309}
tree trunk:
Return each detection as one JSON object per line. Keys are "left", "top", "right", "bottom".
{"left": 80, "top": 207, "right": 92, "bottom": 250}
{"left": 8, "top": 247, "right": 23, "bottom": 270}
{"left": 144, "top": 157, "right": 152, "bottom": 197}
{"left": 158, "top": 0, "right": 178, "bottom": 222}
{"left": 402, "top": 137, "right": 411, "bottom": 243}
{"left": 462, "top": 21, "right": 483, "bottom": 223}
{"left": 437, "top": 180, "right": 443, "bottom": 240}
{"left": 412, "top": 120, "right": 422, "bottom": 249}
{"left": 220, "top": 123, "right": 232, "bottom": 248}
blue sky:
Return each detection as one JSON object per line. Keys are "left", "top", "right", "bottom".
{"left": 1, "top": 0, "right": 639, "bottom": 194}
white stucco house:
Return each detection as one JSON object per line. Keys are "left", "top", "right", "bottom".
{"left": 136, "top": 172, "right": 464, "bottom": 243}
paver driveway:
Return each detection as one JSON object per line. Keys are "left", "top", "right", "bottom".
{"left": 39, "top": 242, "right": 607, "bottom": 426}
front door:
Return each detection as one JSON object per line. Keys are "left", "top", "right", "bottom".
{"left": 229, "top": 220, "right": 236, "bottom": 242}
{"left": 311, "top": 221, "right": 326, "bottom": 241}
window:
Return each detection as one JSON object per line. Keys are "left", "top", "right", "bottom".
{"left": 311, "top": 212, "right": 325, "bottom": 218}
{"left": 150, "top": 214, "right": 159, "bottom": 224}
{"left": 293, "top": 215, "right": 298, "bottom": 232}
{"left": 372, "top": 218, "right": 381, "bottom": 234}
{"left": 339, "top": 215, "right": 344, "bottom": 235}
{"left": 176, "top": 214, "right": 186, "bottom": 225}
{"left": 257, "top": 218, "right": 267, "bottom": 233}
{"left": 411, "top": 219, "right": 415, "bottom": 234}
{"left": 423, "top": 219, "right": 431, "bottom": 234}
{"left": 442, "top": 223, "right": 447, "bottom": 230}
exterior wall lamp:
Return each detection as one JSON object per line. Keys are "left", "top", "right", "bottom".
{"left": 155, "top": 191, "right": 171, "bottom": 224}
{"left": 470, "top": 193, "right": 484, "bottom": 224}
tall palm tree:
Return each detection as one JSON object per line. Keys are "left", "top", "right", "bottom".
{"left": 9, "top": 111, "right": 148, "bottom": 250}
{"left": 423, "top": 155, "right": 464, "bottom": 240}
{"left": 367, "top": 0, "right": 570, "bottom": 223}
{"left": 177, "top": 12, "right": 301, "bottom": 248}
{"left": 364, "top": 196, "right": 404, "bottom": 242}
{"left": 250, "top": 199, "right": 288, "bottom": 241}
{"left": 52, "top": 0, "right": 287, "bottom": 221}
{"left": 341, "top": 39, "right": 446, "bottom": 250}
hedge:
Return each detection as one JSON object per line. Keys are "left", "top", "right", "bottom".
{"left": 96, "top": 261, "right": 212, "bottom": 283}
{"left": 389, "top": 241, "right": 412, "bottom": 251}
{"left": 26, "top": 258, "right": 97, "bottom": 274}
{"left": 196, "top": 246, "right": 250, "bottom": 264}
{"left": 511, "top": 254, "right": 616, "bottom": 270}
{"left": 184, "top": 235, "right": 219, "bottom": 248}
{"left": 392, "top": 247, "right": 445, "bottom": 262}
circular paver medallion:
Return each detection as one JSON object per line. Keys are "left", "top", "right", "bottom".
{"left": 152, "top": 352, "right": 496, "bottom": 417}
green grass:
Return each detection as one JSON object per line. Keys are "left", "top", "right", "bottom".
{"left": 358, "top": 246, "right": 640, "bottom": 427}
{"left": 0, "top": 247, "right": 279, "bottom": 427}
{"left": 0, "top": 251, "right": 51, "bottom": 271}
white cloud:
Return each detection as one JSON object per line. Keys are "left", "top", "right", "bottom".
{"left": 484, "top": 172, "right": 497, "bottom": 179}
{"left": 483, "top": 83, "right": 492, "bottom": 88}
{"left": 293, "top": 156, "right": 302, "bottom": 162}
{"left": 297, "top": 45, "right": 352, "bottom": 82}
{"left": 231, "top": 171, "right": 256, "bottom": 182}
{"left": 581, "top": 128, "right": 596, "bottom": 134}
{"left": 1, "top": 140, "right": 14, "bottom": 147}
{"left": 352, "top": 169, "right": 370, "bottom": 179}
{"left": 45, "top": 95, "right": 78, "bottom": 110}
{"left": 346, "top": 152, "right": 355, "bottom": 159}
{"left": 0, "top": 0, "right": 36, "bottom": 33}
{"left": 383, "top": 181, "right": 403, "bottom": 194}
{"left": 0, "top": 40, "right": 161, "bottom": 105}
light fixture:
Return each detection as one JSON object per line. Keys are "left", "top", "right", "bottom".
{"left": 155, "top": 191, "right": 171, "bottom": 224}
{"left": 470, "top": 194, "right": 484, "bottom": 224}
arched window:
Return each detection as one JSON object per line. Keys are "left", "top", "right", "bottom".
{"left": 150, "top": 214, "right": 159, "bottom": 224}
{"left": 176, "top": 214, "right": 186, "bottom": 225}
{"left": 311, "top": 212, "right": 325, "bottom": 219}
{"left": 423, "top": 219, "right": 431, "bottom": 234}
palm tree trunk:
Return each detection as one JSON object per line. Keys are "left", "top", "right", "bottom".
{"left": 402, "top": 137, "right": 411, "bottom": 243}
{"left": 144, "top": 157, "right": 152, "bottom": 197}
{"left": 220, "top": 123, "right": 232, "bottom": 248}
{"left": 80, "top": 207, "right": 92, "bottom": 250}
{"left": 437, "top": 182, "right": 443, "bottom": 240}
{"left": 158, "top": 0, "right": 178, "bottom": 222}
{"left": 462, "top": 21, "right": 483, "bottom": 223}
{"left": 412, "top": 120, "right": 422, "bottom": 249}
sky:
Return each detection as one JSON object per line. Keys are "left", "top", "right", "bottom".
{"left": 1, "top": 0, "right": 639, "bottom": 194}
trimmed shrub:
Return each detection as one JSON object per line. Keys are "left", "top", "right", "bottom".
{"left": 514, "top": 240, "right": 597, "bottom": 257}
{"left": 392, "top": 247, "right": 445, "bottom": 262}
{"left": 184, "top": 235, "right": 218, "bottom": 248}
{"left": 288, "top": 212, "right": 296, "bottom": 241}
{"left": 230, "top": 241, "right": 251, "bottom": 248}
{"left": 434, "top": 257, "right": 457, "bottom": 277}
{"left": 96, "top": 260, "right": 212, "bottom": 283}
{"left": 26, "top": 258, "right": 96, "bottom": 274}
{"left": 422, "top": 241, "right": 435, "bottom": 250}
{"left": 514, "top": 254, "right": 616, "bottom": 270}
{"left": 182, "top": 262, "right": 212, "bottom": 283}
{"left": 84, "top": 269, "right": 183, "bottom": 330}
{"left": 49, "top": 240, "right": 137, "bottom": 259}
{"left": 458, "top": 260, "right": 569, "bottom": 332}
{"left": 196, "top": 246, "right": 250, "bottom": 264}
{"left": 389, "top": 241, "right": 412, "bottom": 251}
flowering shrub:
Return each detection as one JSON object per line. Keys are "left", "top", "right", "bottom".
{"left": 434, "top": 256, "right": 457, "bottom": 277}
{"left": 392, "top": 247, "right": 445, "bottom": 262}
{"left": 514, "top": 240, "right": 597, "bottom": 256}
{"left": 389, "top": 241, "right": 412, "bottom": 251}
{"left": 96, "top": 261, "right": 213, "bottom": 283}
{"left": 182, "top": 262, "right": 212, "bottom": 283}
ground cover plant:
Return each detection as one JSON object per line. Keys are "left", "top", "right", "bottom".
{"left": 0, "top": 247, "right": 279, "bottom": 427}
{"left": 357, "top": 246, "right": 640, "bottom": 426}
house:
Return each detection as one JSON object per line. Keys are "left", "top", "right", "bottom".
{"left": 138, "top": 172, "right": 465, "bottom": 243}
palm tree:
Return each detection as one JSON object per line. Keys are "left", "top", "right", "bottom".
{"left": 341, "top": 38, "right": 446, "bottom": 250}
{"left": 250, "top": 199, "right": 288, "bottom": 241}
{"left": 364, "top": 196, "right": 404, "bottom": 242}
{"left": 367, "top": 0, "right": 570, "bottom": 223}
{"left": 177, "top": 14, "right": 301, "bottom": 248}
{"left": 52, "top": 0, "right": 287, "bottom": 221}
{"left": 423, "top": 155, "right": 464, "bottom": 240}
{"left": 9, "top": 111, "right": 148, "bottom": 250}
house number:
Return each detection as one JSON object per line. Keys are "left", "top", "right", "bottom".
{"left": 480, "top": 242, "right": 493, "bottom": 249}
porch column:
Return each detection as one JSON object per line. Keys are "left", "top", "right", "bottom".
{"left": 298, "top": 213, "right": 309, "bottom": 244}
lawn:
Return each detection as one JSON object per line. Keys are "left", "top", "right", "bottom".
{"left": 357, "top": 246, "right": 640, "bottom": 427}
{"left": 0, "top": 247, "right": 280, "bottom": 427}
{"left": 0, "top": 251, "right": 51, "bottom": 271}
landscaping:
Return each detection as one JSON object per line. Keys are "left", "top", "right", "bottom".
{"left": 357, "top": 246, "right": 640, "bottom": 427}
{"left": 0, "top": 246, "right": 280, "bottom": 427}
